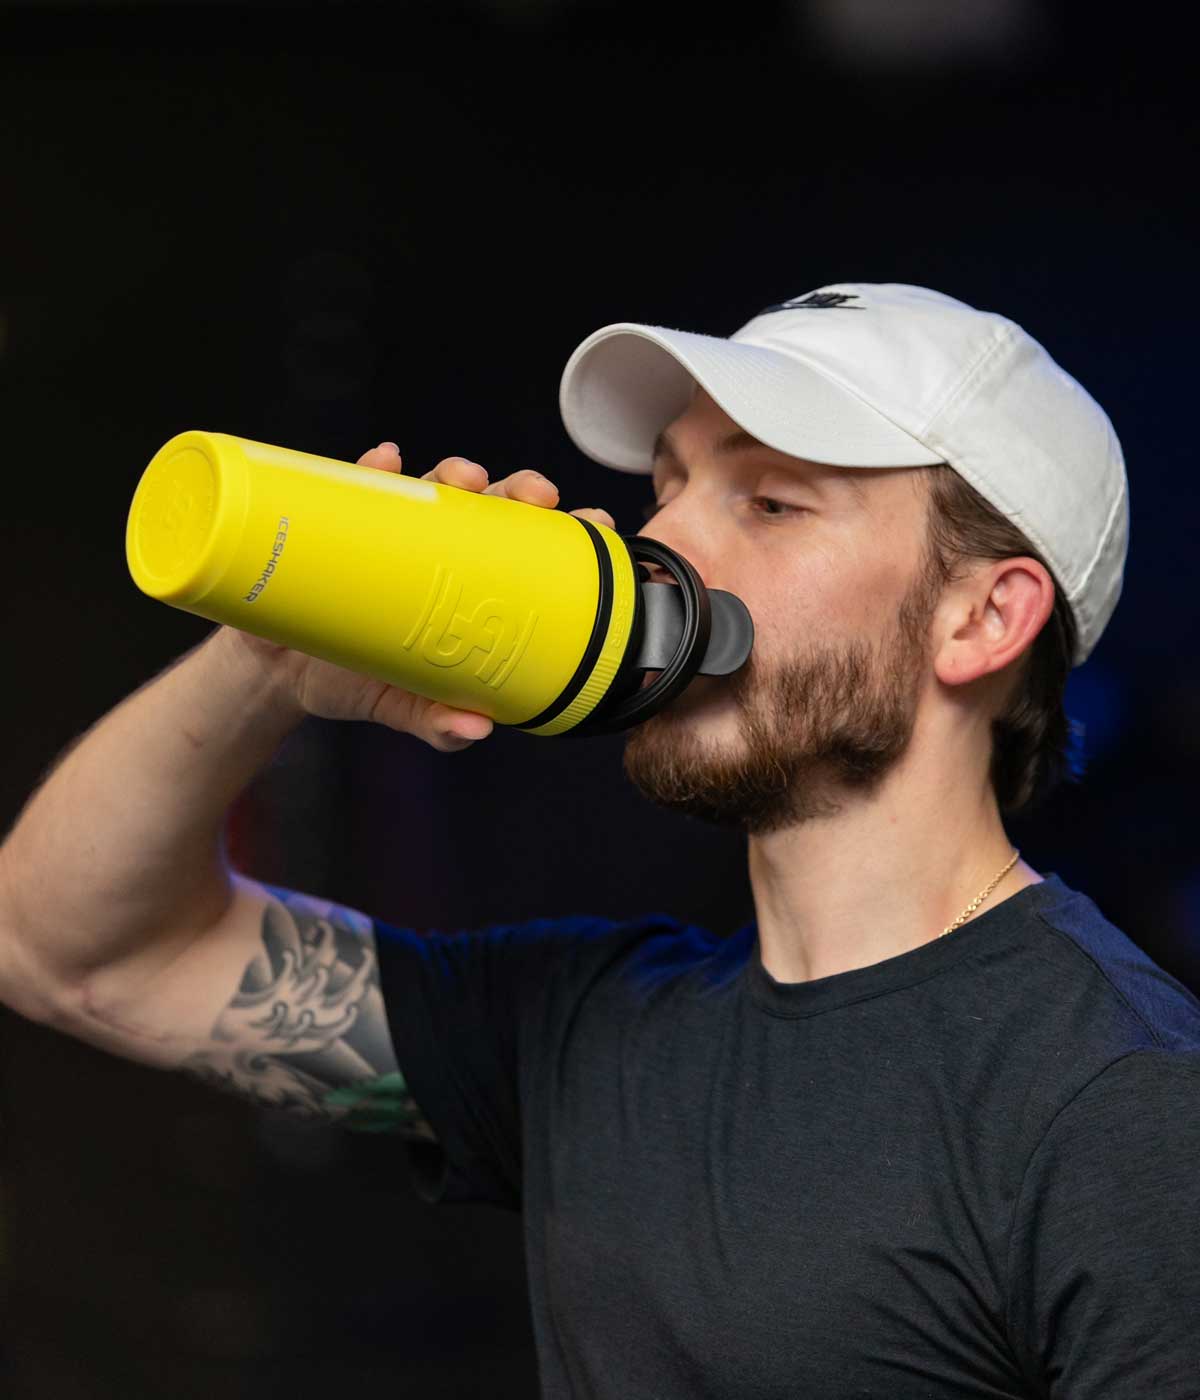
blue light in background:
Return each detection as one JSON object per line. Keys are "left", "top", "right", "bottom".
{"left": 1169, "top": 870, "right": 1200, "bottom": 960}
{"left": 1064, "top": 661, "right": 1127, "bottom": 767}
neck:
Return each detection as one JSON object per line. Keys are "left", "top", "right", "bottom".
{"left": 746, "top": 728, "right": 1041, "bottom": 985}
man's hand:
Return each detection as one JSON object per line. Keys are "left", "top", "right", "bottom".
{"left": 220, "top": 442, "right": 616, "bottom": 750}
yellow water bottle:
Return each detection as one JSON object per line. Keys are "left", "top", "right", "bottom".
{"left": 125, "top": 431, "right": 754, "bottom": 737}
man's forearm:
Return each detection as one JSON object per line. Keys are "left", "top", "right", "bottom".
{"left": 0, "top": 625, "right": 307, "bottom": 1016}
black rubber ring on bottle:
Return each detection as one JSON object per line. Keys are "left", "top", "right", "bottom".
{"left": 559, "top": 535, "right": 712, "bottom": 739}
{"left": 512, "top": 515, "right": 614, "bottom": 733}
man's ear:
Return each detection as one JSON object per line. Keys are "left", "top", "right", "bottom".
{"left": 933, "top": 557, "right": 1055, "bottom": 688}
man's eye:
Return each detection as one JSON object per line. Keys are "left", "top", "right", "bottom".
{"left": 641, "top": 496, "right": 801, "bottom": 521}
{"left": 750, "top": 497, "right": 802, "bottom": 518}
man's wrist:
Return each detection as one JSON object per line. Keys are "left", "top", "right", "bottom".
{"left": 207, "top": 624, "right": 308, "bottom": 731}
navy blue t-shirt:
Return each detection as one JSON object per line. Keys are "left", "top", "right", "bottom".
{"left": 371, "top": 873, "right": 1200, "bottom": 1398}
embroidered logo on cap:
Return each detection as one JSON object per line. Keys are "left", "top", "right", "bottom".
{"left": 756, "top": 291, "right": 863, "bottom": 315}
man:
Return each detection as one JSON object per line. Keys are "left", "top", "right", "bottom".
{"left": 1, "top": 284, "right": 1197, "bottom": 1397}
{"left": 620, "top": 373, "right": 1047, "bottom": 978}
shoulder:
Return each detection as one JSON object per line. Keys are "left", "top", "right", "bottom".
{"left": 1016, "top": 1046, "right": 1200, "bottom": 1208}
{"left": 1005, "top": 1046, "right": 1200, "bottom": 1392}
{"left": 371, "top": 907, "right": 705, "bottom": 958}
{"left": 1052, "top": 1045, "right": 1200, "bottom": 1132}
{"left": 369, "top": 907, "right": 720, "bottom": 1001}
{"left": 1016, "top": 875, "right": 1200, "bottom": 1052}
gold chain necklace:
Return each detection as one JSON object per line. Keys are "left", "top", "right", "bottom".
{"left": 939, "top": 849, "right": 1021, "bottom": 938}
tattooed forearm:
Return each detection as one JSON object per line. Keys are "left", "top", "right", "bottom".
{"left": 181, "top": 885, "right": 438, "bottom": 1141}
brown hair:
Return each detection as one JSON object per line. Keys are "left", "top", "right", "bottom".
{"left": 919, "top": 464, "right": 1084, "bottom": 816}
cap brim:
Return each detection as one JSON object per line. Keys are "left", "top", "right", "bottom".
{"left": 559, "top": 322, "right": 942, "bottom": 474}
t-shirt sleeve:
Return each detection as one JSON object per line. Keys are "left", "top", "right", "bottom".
{"left": 367, "top": 911, "right": 659, "bottom": 1212}
{"left": 1005, "top": 1047, "right": 1200, "bottom": 1396}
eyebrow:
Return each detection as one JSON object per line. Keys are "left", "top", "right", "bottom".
{"left": 652, "top": 426, "right": 868, "bottom": 506}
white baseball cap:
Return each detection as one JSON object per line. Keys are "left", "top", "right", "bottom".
{"left": 558, "top": 283, "right": 1129, "bottom": 668}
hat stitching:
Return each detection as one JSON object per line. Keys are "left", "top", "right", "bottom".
{"left": 918, "top": 320, "right": 1016, "bottom": 439}
{"left": 739, "top": 336, "right": 940, "bottom": 453}
{"left": 1070, "top": 467, "right": 1128, "bottom": 636}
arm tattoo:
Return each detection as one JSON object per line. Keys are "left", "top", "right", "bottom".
{"left": 181, "top": 886, "right": 438, "bottom": 1141}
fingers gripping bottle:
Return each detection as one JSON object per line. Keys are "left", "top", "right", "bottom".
{"left": 125, "top": 431, "right": 754, "bottom": 737}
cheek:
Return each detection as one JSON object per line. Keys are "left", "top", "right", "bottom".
{"left": 747, "top": 548, "right": 914, "bottom": 648}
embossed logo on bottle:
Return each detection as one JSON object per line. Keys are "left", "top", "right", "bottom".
{"left": 403, "top": 564, "right": 539, "bottom": 689}
{"left": 162, "top": 477, "right": 194, "bottom": 532}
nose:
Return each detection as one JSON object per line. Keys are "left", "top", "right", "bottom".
{"left": 638, "top": 560, "right": 678, "bottom": 588}
{"left": 634, "top": 520, "right": 714, "bottom": 592}
{"left": 636, "top": 545, "right": 719, "bottom": 595}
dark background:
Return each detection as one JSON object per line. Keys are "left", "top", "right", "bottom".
{"left": 1, "top": 1, "right": 1196, "bottom": 1394}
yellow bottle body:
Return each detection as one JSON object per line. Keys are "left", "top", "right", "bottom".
{"left": 125, "top": 431, "right": 638, "bottom": 735}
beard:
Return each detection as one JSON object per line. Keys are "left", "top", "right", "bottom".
{"left": 621, "top": 550, "right": 943, "bottom": 837}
